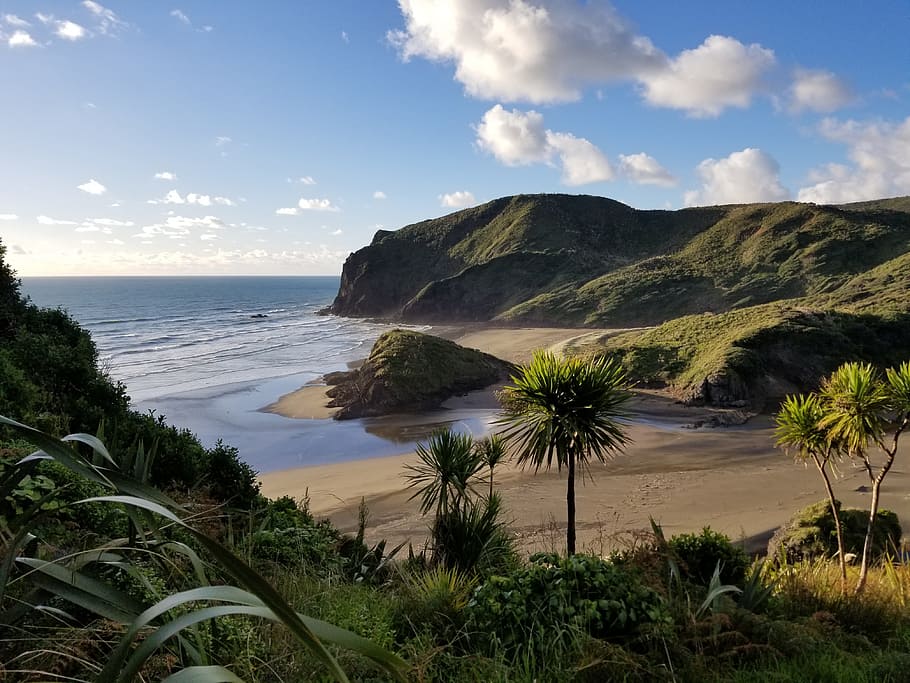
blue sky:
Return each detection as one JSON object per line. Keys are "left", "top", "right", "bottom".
{"left": 1, "top": 1, "right": 908, "bottom": 276}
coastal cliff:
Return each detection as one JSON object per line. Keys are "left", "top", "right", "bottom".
{"left": 327, "top": 194, "right": 910, "bottom": 408}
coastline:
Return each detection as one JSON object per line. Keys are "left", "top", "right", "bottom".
{"left": 257, "top": 324, "right": 910, "bottom": 555}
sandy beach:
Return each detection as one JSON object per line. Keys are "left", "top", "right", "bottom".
{"left": 259, "top": 326, "right": 910, "bottom": 555}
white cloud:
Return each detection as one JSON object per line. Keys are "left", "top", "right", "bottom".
{"left": 391, "top": 3, "right": 775, "bottom": 116}
{"left": 56, "top": 20, "right": 87, "bottom": 41}
{"left": 154, "top": 171, "right": 177, "bottom": 180}
{"left": 546, "top": 132, "right": 613, "bottom": 185}
{"left": 475, "top": 105, "right": 550, "bottom": 165}
{"left": 8, "top": 30, "right": 37, "bottom": 47}
{"left": 439, "top": 191, "right": 476, "bottom": 208}
{"left": 298, "top": 198, "right": 340, "bottom": 212}
{"left": 391, "top": 0, "right": 663, "bottom": 104}
{"left": 288, "top": 175, "right": 316, "bottom": 185}
{"left": 475, "top": 105, "right": 612, "bottom": 185}
{"left": 276, "top": 207, "right": 300, "bottom": 216}
{"left": 82, "top": 2, "right": 126, "bottom": 35}
{"left": 136, "top": 215, "right": 225, "bottom": 238}
{"left": 788, "top": 68, "right": 853, "bottom": 113}
{"left": 373, "top": 191, "right": 387, "bottom": 199}
{"left": 215, "top": 136, "right": 232, "bottom": 146}
{"left": 37, "top": 215, "right": 78, "bottom": 225}
{"left": 639, "top": 35, "right": 774, "bottom": 117}
{"left": 617, "top": 153, "right": 676, "bottom": 186}
{"left": 200, "top": 233, "right": 219, "bottom": 241}
{"left": 797, "top": 116, "right": 910, "bottom": 203}
{"left": 341, "top": 30, "right": 349, "bottom": 43}
{"left": 78, "top": 178, "right": 107, "bottom": 195}
{"left": 331, "top": 228, "right": 343, "bottom": 235}
{"left": 89, "top": 218, "right": 134, "bottom": 227}
{"left": 106, "top": 238, "right": 124, "bottom": 245}
{"left": 171, "top": 9, "right": 191, "bottom": 25}
{"left": 4, "top": 14, "right": 30, "bottom": 27}
{"left": 35, "top": 13, "right": 54, "bottom": 25}
{"left": 149, "top": 189, "right": 234, "bottom": 206}
{"left": 684, "top": 148, "right": 789, "bottom": 206}
{"left": 0, "top": 214, "right": 18, "bottom": 220}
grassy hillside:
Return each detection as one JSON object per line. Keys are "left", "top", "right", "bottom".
{"left": 325, "top": 329, "right": 511, "bottom": 418}
{"left": 329, "top": 194, "right": 910, "bottom": 328}
{"left": 328, "top": 193, "right": 910, "bottom": 407}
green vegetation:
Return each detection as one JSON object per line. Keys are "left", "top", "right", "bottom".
{"left": 325, "top": 329, "right": 511, "bottom": 418}
{"left": 772, "top": 361, "right": 910, "bottom": 592}
{"left": 329, "top": 193, "right": 910, "bottom": 407}
{"left": 498, "top": 351, "right": 631, "bottom": 554}
{"left": 6, "top": 234, "right": 910, "bottom": 681}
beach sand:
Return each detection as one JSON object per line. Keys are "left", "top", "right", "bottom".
{"left": 259, "top": 326, "right": 910, "bottom": 555}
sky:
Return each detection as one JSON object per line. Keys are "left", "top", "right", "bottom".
{"left": 0, "top": 1, "right": 908, "bottom": 276}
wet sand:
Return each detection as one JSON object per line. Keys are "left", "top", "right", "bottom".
{"left": 258, "top": 326, "right": 910, "bottom": 555}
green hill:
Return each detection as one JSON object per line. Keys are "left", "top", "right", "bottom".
{"left": 328, "top": 194, "right": 910, "bottom": 407}
{"left": 325, "top": 329, "right": 512, "bottom": 418}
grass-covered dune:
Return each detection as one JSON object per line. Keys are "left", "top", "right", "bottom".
{"left": 592, "top": 304, "right": 910, "bottom": 408}
{"left": 325, "top": 329, "right": 512, "bottom": 418}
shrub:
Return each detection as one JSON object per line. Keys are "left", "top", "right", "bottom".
{"left": 432, "top": 493, "right": 518, "bottom": 576}
{"left": 248, "top": 522, "right": 341, "bottom": 570}
{"left": 466, "top": 553, "right": 669, "bottom": 659}
{"left": 669, "top": 527, "right": 750, "bottom": 586}
{"left": 767, "top": 500, "right": 902, "bottom": 563}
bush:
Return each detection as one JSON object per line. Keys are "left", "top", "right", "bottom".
{"left": 669, "top": 527, "right": 750, "bottom": 586}
{"left": 767, "top": 500, "right": 902, "bottom": 563}
{"left": 248, "top": 523, "right": 341, "bottom": 570}
{"left": 432, "top": 493, "right": 518, "bottom": 576}
{"left": 466, "top": 553, "right": 669, "bottom": 659}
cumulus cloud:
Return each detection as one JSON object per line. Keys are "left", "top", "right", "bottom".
{"left": 37, "top": 215, "right": 78, "bottom": 225}
{"left": 331, "top": 228, "right": 343, "bottom": 235}
{"left": 373, "top": 191, "right": 387, "bottom": 199}
{"left": 391, "top": 0, "right": 663, "bottom": 104}
{"left": 171, "top": 9, "right": 191, "bottom": 25}
{"left": 298, "top": 198, "right": 340, "bottom": 212}
{"left": 8, "top": 30, "right": 37, "bottom": 47}
{"left": 684, "top": 148, "right": 789, "bottom": 206}
{"left": 788, "top": 68, "right": 853, "bottom": 113}
{"left": 617, "top": 153, "right": 676, "bottom": 186}
{"left": 276, "top": 207, "right": 299, "bottom": 216}
{"left": 148, "top": 189, "right": 234, "bottom": 206}
{"left": 55, "top": 20, "right": 87, "bottom": 41}
{"left": 154, "top": 171, "right": 177, "bottom": 180}
{"left": 0, "top": 214, "right": 18, "bottom": 220}
{"left": 475, "top": 105, "right": 612, "bottom": 185}
{"left": 475, "top": 105, "right": 550, "bottom": 165}
{"left": 797, "top": 116, "right": 910, "bottom": 203}
{"left": 391, "top": 2, "right": 775, "bottom": 116}
{"left": 639, "top": 35, "right": 775, "bottom": 117}
{"left": 439, "top": 191, "right": 476, "bottom": 208}
{"left": 136, "top": 215, "right": 225, "bottom": 238}
{"left": 77, "top": 178, "right": 107, "bottom": 195}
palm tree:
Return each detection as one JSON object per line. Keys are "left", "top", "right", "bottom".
{"left": 403, "top": 428, "right": 483, "bottom": 519}
{"left": 498, "top": 351, "right": 632, "bottom": 555}
{"left": 819, "top": 361, "right": 910, "bottom": 592}
{"left": 475, "top": 434, "right": 508, "bottom": 499}
{"left": 775, "top": 393, "right": 849, "bottom": 589}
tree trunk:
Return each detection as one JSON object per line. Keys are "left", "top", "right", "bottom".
{"left": 814, "top": 455, "right": 847, "bottom": 591}
{"left": 856, "top": 475, "right": 884, "bottom": 593}
{"left": 567, "top": 451, "right": 576, "bottom": 555}
{"left": 489, "top": 466, "right": 494, "bottom": 500}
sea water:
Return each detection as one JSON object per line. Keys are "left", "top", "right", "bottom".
{"left": 21, "top": 276, "right": 496, "bottom": 472}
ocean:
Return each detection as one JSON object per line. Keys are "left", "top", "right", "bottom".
{"left": 21, "top": 276, "right": 496, "bottom": 472}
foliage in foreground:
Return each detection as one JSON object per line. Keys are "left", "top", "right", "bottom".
{"left": 0, "top": 416, "right": 407, "bottom": 682}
